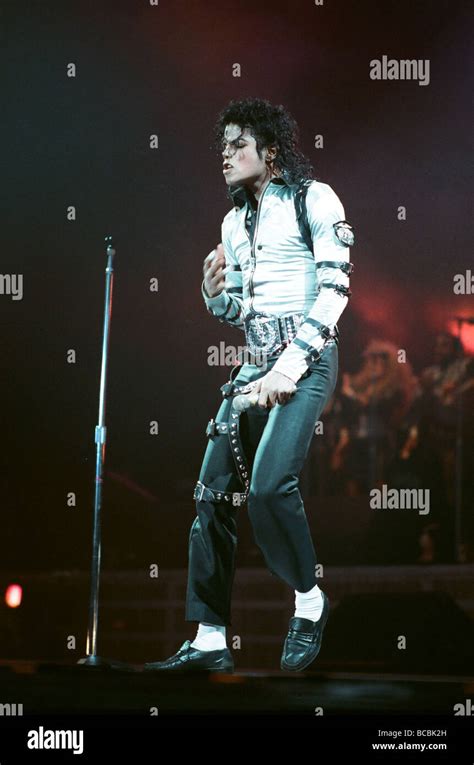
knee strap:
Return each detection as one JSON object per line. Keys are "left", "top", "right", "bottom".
{"left": 193, "top": 480, "right": 247, "bottom": 506}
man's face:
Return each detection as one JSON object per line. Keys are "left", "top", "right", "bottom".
{"left": 221, "top": 123, "right": 270, "bottom": 187}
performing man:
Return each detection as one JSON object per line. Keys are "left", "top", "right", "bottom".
{"left": 144, "top": 97, "right": 355, "bottom": 673}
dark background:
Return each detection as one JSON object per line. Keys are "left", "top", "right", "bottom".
{"left": 1, "top": 0, "right": 472, "bottom": 571}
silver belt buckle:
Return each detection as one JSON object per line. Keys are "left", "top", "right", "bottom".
{"left": 244, "top": 312, "right": 281, "bottom": 357}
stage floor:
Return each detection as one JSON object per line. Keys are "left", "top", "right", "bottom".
{"left": 0, "top": 660, "right": 473, "bottom": 715}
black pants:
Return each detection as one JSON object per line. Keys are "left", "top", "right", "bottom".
{"left": 185, "top": 341, "right": 339, "bottom": 626}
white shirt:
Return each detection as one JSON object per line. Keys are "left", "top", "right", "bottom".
{"left": 202, "top": 175, "right": 353, "bottom": 384}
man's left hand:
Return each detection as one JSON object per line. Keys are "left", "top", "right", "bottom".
{"left": 252, "top": 370, "right": 297, "bottom": 409}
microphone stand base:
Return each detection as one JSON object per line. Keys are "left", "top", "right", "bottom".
{"left": 77, "top": 655, "right": 138, "bottom": 672}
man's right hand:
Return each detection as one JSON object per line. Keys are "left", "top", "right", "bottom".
{"left": 203, "top": 243, "right": 226, "bottom": 298}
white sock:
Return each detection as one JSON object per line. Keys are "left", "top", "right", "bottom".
{"left": 190, "top": 622, "right": 227, "bottom": 651}
{"left": 294, "top": 583, "right": 324, "bottom": 622}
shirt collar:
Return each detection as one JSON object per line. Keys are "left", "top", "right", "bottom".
{"left": 227, "top": 173, "right": 295, "bottom": 210}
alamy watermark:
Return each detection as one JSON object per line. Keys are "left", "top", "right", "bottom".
{"left": 207, "top": 342, "right": 269, "bottom": 369}
{"left": 27, "top": 726, "right": 83, "bottom": 755}
{"left": 370, "top": 484, "right": 430, "bottom": 515}
{"left": 370, "top": 56, "right": 430, "bottom": 86}
{"left": 0, "top": 702, "right": 23, "bottom": 715}
{"left": 0, "top": 273, "right": 23, "bottom": 300}
{"left": 453, "top": 269, "right": 473, "bottom": 294}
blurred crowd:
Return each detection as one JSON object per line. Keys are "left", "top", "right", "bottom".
{"left": 319, "top": 332, "right": 474, "bottom": 564}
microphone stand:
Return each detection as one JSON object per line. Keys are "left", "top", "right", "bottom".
{"left": 78, "top": 236, "right": 133, "bottom": 670}
{"left": 454, "top": 317, "right": 465, "bottom": 563}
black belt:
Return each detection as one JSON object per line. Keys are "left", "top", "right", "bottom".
{"left": 197, "top": 403, "right": 251, "bottom": 503}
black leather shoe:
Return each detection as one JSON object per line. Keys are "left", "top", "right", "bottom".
{"left": 143, "top": 640, "right": 234, "bottom": 673}
{"left": 280, "top": 590, "right": 330, "bottom": 672}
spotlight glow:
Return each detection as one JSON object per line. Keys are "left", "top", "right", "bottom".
{"left": 5, "top": 584, "right": 22, "bottom": 608}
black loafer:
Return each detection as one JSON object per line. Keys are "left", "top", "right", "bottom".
{"left": 280, "top": 590, "right": 330, "bottom": 672}
{"left": 143, "top": 640, "right": 234, "bottom": 673}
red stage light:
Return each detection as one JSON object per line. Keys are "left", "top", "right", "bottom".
{"left": 5, "top": 584, "right": 22, "bottom": 608}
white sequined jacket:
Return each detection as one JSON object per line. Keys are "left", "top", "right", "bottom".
{"left": 202, "top": 175, "right": 354, "bottom": 384}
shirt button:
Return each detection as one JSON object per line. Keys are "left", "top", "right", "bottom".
{"left": 257, "top": 244, "right": 262, "bottom": 250}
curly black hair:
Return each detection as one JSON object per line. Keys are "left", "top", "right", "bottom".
{"left": 213, "top": 97, "right": 315, "bottom": 185}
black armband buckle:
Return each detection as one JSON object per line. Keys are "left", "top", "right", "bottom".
{"left": 320, "top": 282, "right": 352, "bottom": 298}
{"left": 315, "top": 260, "right": 355, "bottom": 276}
